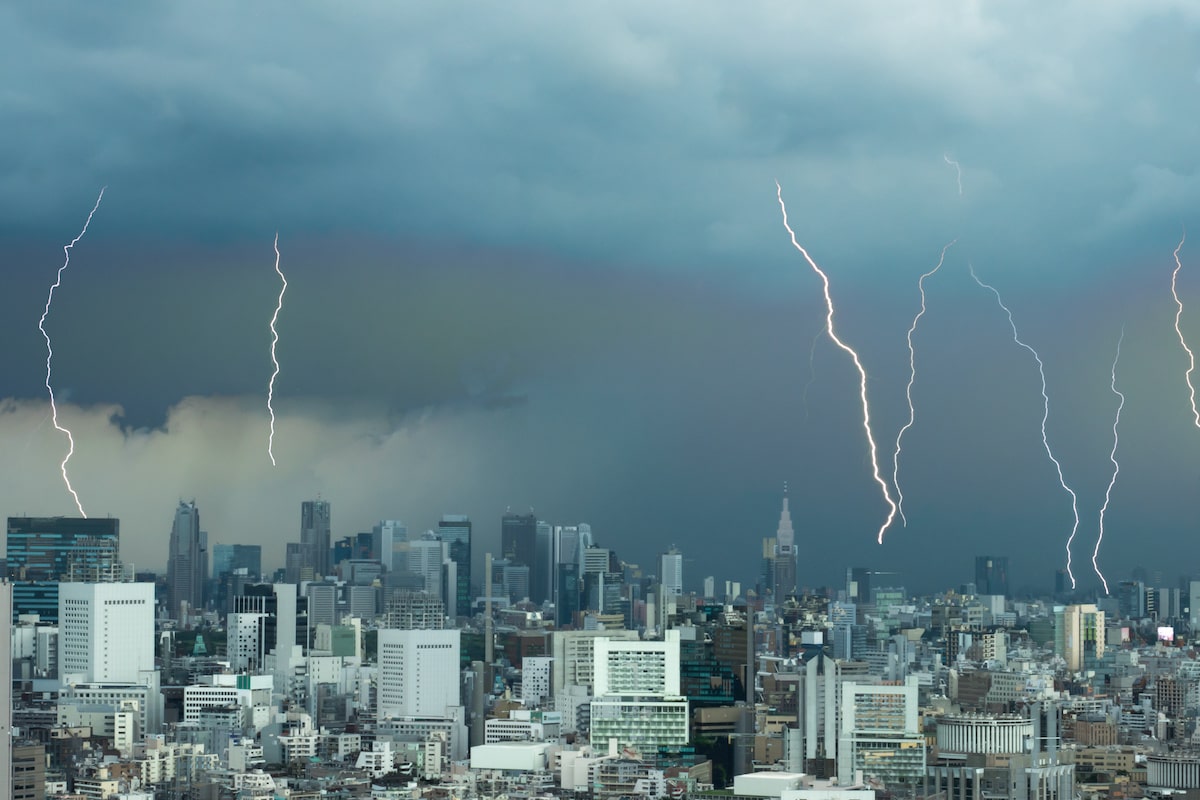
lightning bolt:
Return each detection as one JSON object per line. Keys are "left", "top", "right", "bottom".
{"left": 38, "top": 187, "right": 105, "bottom": 517}
{"left": 776, "top": 181, "right": 898, "bottom": 544}
{"left": 1170, "top": 230, "right": 1199, "bottom": 428}
{"left": 267, "top": 232, "right": 287, "bottom": 466}
{"left": 970, "top": 263, "right": 1081, "bottom": 588}
{"left": 893, "top": 240, "right": 956, "bottom": 526}
{"left": 1093, "top": 327, "right": 1125, "bottom": 596}
{"left": 943, "top": 153, "right": 963, "bottom": 196}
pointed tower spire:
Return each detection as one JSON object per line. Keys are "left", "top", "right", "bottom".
{"left": 776, "top": 484, "right": 794, "bottom": 553}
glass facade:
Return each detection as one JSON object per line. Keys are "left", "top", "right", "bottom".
{"left": 7, "top": 516, "right": 120, "bottom": 622}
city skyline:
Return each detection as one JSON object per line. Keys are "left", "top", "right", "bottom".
{"left": 4, "top": 4, "right": 1200, "bottom": 592}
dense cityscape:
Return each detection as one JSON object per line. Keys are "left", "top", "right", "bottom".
{"left": 3, "top": 493, "right": 1199, "bottom": 799}
{"left": 7, "top": 4, "right": 1200, "bottom": 800}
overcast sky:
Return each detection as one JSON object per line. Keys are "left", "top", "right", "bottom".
{"left": 2, "top": 2, "right": 1199, "bottom": 596}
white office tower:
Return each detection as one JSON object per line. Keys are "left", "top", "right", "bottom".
{"left": 590, "top": 629, "right": 688, "bottom": 754}
{"left": 59, "top": 582, "right": 154, "bottom": 683}
{"left": 0, "top": 582, "right": 12, "bottom": 800}
{"left": 377, "top": 629, "right": 461, "bottom": 719}
{"left": 660, "top": 548, "right": 683, "bottom": 596}
{"left": 836, "top": 676, "right": 924, "bottom": 788}
{"left": 373, "top": 520, "right": 408, "bottom": 573}
{"left": 409, "top": 532, "right": 447, "bottom": 597}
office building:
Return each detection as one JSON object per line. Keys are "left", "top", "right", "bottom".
{"left": 301, "top": 499, "right": 332, "bottom": 578}
{"left": 847, "top": 567, "right": 872, "bottom": 604}
{"left": 6, "top": 516, "right": 119, "bottom": 622}
{"left": 408, "top": 532, "right": 446, "bottom": 598}
{"left": 590, "top": 629, "right": 688, "bottom": 753}
{"left": 773, "top": 487, "right": 797, "bottom": 598}
{"left": 1, "top": 581, "right": 11, "bottom": 800}
{"left": 1058, "top": 603, "right": 1105, "bottom": 673}
{"left": 377, "top": 628, "right": 461, "bottom": 719}
{"left": 438, "top": 515, "right": 471, "bottom": 617}
{"left": 167, "top": 501, "right": 207, "bottom": 619}
{"left": 211, "top": 544, "right": 261, "bottom": 580}
{"left": 59, "top": 581, "right": 155, "bottom": 684}
{"left": 372, "top": 520, "right": 408, "bottom": 573}
{"left": 501, "top": 512, "right": 537, "bottom": 572}
{"left": 975, "top": 555, "right": 1009, "bottom": 597}
{"left": 533, "top": 520, "right": 553, "bottom": 605}
{"left": 306, "top": 582, "right": 337, "bottom": 628}
{"left": 661, "top": 548, "right": 683, "bottom": 597}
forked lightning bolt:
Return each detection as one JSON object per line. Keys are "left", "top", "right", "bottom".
{"left": 943, "top": 154, "right": 963, "bottom": 196}
{"left": 1170, "top": 230, "right": 1200, "bottom": 428}
{"left": 267, "top": 233, "right": 287, "bottom": 466}
{"left": 39, "top": 187, "right": 105, "bottom": 517}
{"left": 1092, "top": 327, "right": 1125, "bottom": 596}
{"left": 971, "top": 263, "right": 1082, "bottom": 587}
{"left": 776, "top": 181, "right": 899, "bottom": 543}
{"left": 893, "top": 240, "right": 955, "bottom": 526}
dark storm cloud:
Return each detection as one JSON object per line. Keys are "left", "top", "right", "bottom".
{"left": 4, "top": 3, "right": 1200, "bottom": 590}
{"left": 2, "top": 2, "right": 1197, "bottom": 272}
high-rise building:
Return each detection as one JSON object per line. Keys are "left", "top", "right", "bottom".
{"left": 306, "top": 583, "right": 338, "bottom": 628}
{"left": 409, "top": 532, "right": 447, "bottom": 598}
{"left": 0, "top": 581, "right": 12, "bottom": 800}
{"left": 212, "top": 544, "right": 262, "bottom": 580}
{"left": 847, "top": 567, "right": 872, "bottom": 603}
{"left": 533, "top": 521, "right": 553, "bottom": 606}
{"left": 6, "top": 516, "right": 120, "bottom": 622}
{"left": 501, "top": 512, "right": 537, "bottom": 572}
{"left": 590, "top": 629, "right": 688, "bottom": 753}
{"left": 234, "top": 584, "right": 308, "bottom": 664}
{"left": 167, "top": 501, "right": 207, "bottom": 619}
{"left": 1058, "top": 603, "right": 1105, "bottom": 672}
{"left": 59, "top": 581, "right": 155, "bottom": 684}
{"left": 975, "top": 555, "right": 1009, "bottom": 597}
{"left": 773, "top": 488, "right": 797, "bottom": 598}
{"left": 301, "top": 500, "right": 332, "bottom": 578}
{"left": 438, "top": 515, "right": 471, "bottom": 617}
{"left": 660, "top": 548, "right": 683, "bottom": 596}
{"left": 837, "top": 676, "right": 924, "bottom": 787}
{"left": 377, "top": 628, "right": 461, "bottom": 719}
{"left": 372, "top": 520, "right": 408, "bottom": 574}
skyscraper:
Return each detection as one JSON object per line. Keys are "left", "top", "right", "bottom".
{"left": 975, "top": 555, "right": 1009, "bottom": 597}
{"left": 438, "top": 515, "right": 471, "bottom": 617}
{"left": 501, "top": 512, "right": 537, "bottom": 573}
{"left": 301, "top": 499, "right": 332, "bottom": 578}
{"left": 773, "top": 488, "right": 797, "bottom": 598}
{"left": 532, "top": 521, "right": 553, "bottom": 605}
{"left": 167, "top": 501, "right": 206, "bottom": 619}
{"left": 6, "top": 516, "right": 120, "bottom": 622}
{"left": 0, "top": 580, "right": 12, "bottom": 800}
{"left": 212, "top": 544, "right": 262, "bottom": 579}
{"left": 660, "top": 548, "right": 683, "bottom": 596}
{"left": 372, "top": 520, "right": 408, "bottom": 574}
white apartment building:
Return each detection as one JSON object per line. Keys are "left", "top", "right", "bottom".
{"left": 837, "top": 677, "right": 924, "bottom": 787}
{"left": 590, "top": 630, "right": 688, "bottom": 753}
